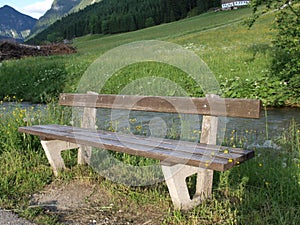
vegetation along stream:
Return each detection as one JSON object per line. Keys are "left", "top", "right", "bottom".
{"left": 93, "top": 106, "right": 300, "bottom": 149}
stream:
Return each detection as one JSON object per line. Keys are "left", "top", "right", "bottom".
{"left": 95, "top": 107, "right": 300, "bottom": 149}
{"left": 1, "top": 103, "right": 299, "bottom": 149}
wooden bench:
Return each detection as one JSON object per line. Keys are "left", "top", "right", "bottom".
{"left": 18, "top": 93, "right": 261, "bottom": 210}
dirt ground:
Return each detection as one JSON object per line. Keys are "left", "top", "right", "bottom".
{"left": 0, "top": 41, "right": 76, "bottom": 62}
{"left": 29, "top": 179, "right": 169, "bottom": 225}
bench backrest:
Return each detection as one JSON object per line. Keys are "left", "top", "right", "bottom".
{"left": 59, "top": 93, "right": 261, "bottom": 119}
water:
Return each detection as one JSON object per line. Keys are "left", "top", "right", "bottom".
{"left": 94, "top": 107, "right": 300, "bottom": 148}
{"left": 2, "top": 102, "right": 299, "bottom": 148}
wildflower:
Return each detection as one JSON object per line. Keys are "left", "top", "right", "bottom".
{"left": 259, "top": 163, "right": 263, "bottom": 167}
{"left": 205, "top": 160, "right": 210, "bottom": 167}
{"left": 224, "top": 149, "right": 229, "bottom": 154}
{"left": 129, "top": 118, "right": 137, "bottom": 123}
{"left": 228, "top": 159, "right": 233, "bottom": 163}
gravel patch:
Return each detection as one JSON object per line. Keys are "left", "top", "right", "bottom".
{"left": 0, "top": 208, "right": 35, "bottom": 225}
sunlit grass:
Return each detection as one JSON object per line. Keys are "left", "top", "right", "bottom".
{"left": 0, "top": 7, "right": 300, "bottom": 224}
{"left": 1, "top": 97, "right": 300, "bottom": 224}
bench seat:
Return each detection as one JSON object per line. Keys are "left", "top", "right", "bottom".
{"left": 18, "top": 124, "right": 254, "bottom": 172}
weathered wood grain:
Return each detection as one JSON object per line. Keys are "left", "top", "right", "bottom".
{"left": 18, "top": 125, "right": 254, "bottom": 172}
{"left": 59, "top": 93, "right": 261, "bottom": 118}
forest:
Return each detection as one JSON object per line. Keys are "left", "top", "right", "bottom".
{"left": 28, "top": 0, "right": 220, "bottom": 44}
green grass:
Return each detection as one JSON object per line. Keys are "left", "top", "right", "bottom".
{"left": 1, "top": 7, "right": 296, "bottom": 105}
{"left": 73, "top": 8, "right": 254, "bottom": 53}
{"left": 2, "top": 7, "right": 293, "bottom": 106}
{"left": 0, "top": 99, "right": 299, "bottom": 224}
{"left": 0, "top": 7, "right": 300, "bottom": 224}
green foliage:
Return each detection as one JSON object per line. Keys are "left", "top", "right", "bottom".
{"left": 220, "top": 75, "right": 290, "bottom": 106}
{"left": 0, "top": 98, "right": 74, "bottom": 209}
{"left": 2, "top": 8, "right": 299, "bottom": 106}
{"left": 28, "top": 0, "right": 221, "bottom": 44}
{"left": 249, "top": 1, "right": 300, "bottom": 103}
{"left": 1, "top": 7, "right": 300, "bottom": 224}
{"left": 271, "top": 4, "right": 300, "bottom": 80}
{"left": 0, "top": 58, "right": 67, "bottom": 103}
{"left": 0, "top": 55, "right": 91, "bottom": 103}
{"left": 1, "top": 98, "right": 300, "bottom": 224}
{"left": 0, "top": 102, "right": 48, "bottom": 208}
{"left": 99, "top": 62, "right": 204, "bottom": 97}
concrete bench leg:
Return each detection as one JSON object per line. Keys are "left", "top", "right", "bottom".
{"left": 162, "top": 164, "right": 213, "bottom": 210}
{"left": 41, "top": 140, "right": 79, "bottom": 176}
{"left": 78, "top": 145, "right": 92, "bottom": 165}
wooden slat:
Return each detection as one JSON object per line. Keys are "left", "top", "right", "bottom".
{"left": 18, "top": 125, "right": 254, "bottom": 171}
{"left": 22, "top": 124, "right": 252, "bottom": 160}
{"left": 59, "top": 93, "right": 261, "bottom": 119}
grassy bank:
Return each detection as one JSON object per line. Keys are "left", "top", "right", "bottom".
{"left": 0, "top": 8, "right": 298, "bottom": 106}
{"left": 0, "top": 99, "right": 299, "bottom": 224}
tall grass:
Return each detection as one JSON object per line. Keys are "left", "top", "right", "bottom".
{"left": 0, "top": 99, "right": 72, "bottom": 221}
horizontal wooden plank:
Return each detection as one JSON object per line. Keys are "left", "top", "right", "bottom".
{"left": 18, "top": 125, "right": 254, "bottom": 171}
{"left": 59, "top": 93, "right": 261, "bottom": 119}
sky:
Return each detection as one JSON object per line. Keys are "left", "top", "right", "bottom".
{"left": 0, "top": 0, "right": 53, "bottom": 19}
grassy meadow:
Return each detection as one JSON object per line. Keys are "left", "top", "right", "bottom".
{"left": 0, "top": 8, "right": 297, "bottom": 105}
{"left": 0, "top": 7, "right": 300, "bottom": 224}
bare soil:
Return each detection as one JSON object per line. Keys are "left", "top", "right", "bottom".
{"left": 0, "top": 41, "right": 76, "bottom": 62}
{"left": 29, "top": 179, "right": 169, "bottom": 225}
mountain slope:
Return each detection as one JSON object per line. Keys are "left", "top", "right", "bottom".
{"left": 30, "top": 0, "right": 102, "bottom": 37}
{"left": 30, "top": 0, "right": 81, "bottom": 35}
{"left": 0, "top": 5, "right": 37, "bottom": 42}
{"left": 28, "top": 0, "right": 221, "bottom": 44}
{"left": 71, "top": 0, "right": 102, "bottom": 13}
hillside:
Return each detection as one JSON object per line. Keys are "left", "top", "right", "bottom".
{"left": 30, "top": 0, "right": 102, "bottom": 37}
{"left": 30, "top": 0, "right": 81, "bottom": 35}
{"left": 0, "top": 5, "right": 37, "bottom": 42}
{"left": 2, "top": 8, "right": 287, "bottom": 105}
{"left": 71, "top": 0, "right": 102, "bottom": 13}
{"left": 27, "top": 0, "right": 221, "bottom": 44}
